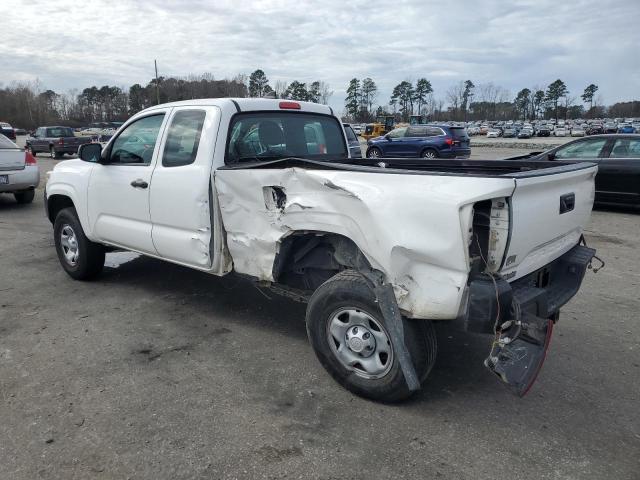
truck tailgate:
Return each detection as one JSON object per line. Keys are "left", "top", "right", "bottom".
{"left": 500, "top": 164, "right": 597, "bottom": 281}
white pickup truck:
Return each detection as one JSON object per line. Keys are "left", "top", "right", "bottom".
{"left": 45, "top": 98, "right": 598, "bottom": 401}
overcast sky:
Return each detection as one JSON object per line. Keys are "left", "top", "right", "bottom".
{"left": 2, "top": 0, "right": 639, "bottom": 112}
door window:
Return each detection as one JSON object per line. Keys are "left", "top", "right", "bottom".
{"left": 607, "top": 138, "right": 640, "bottom": 158}
{"left": 553, "top": 139, "right": 607, "bottom": 159}
{"left": 109, "top": 114, "right": 165, "bottom": 165}
{"left": 162, "top": 110, "right": 206, "bottom": 167}
{"left": 387, "top": 127, "right": 407, "bottom": 139}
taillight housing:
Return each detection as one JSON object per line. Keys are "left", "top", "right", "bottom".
{"left": 469, "top": 198, "right": 510, "bottom": 273}
{"left": 25, "top": 149, "right": 37, "bottom": 165}
{"left": 444, "top": 137, "right": 454, "bottom": 146}
{"left": 58, "top": 137, "right": 64, "bottom": 145}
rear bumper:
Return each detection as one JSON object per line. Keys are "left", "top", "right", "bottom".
{"left": 464, "top": 243, "right": 596, "bottom": 396}
{"left": 0, "top": 166, "right": 40, "bottom": 193}
{"left": 53, "top": 145, "right": 82, "bottom": 154}
{"left": 463, "top": 244, "right": 595, "bottom": 334}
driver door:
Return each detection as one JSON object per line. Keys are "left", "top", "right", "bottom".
{"left": 87, "top": 112, "right": 169, "bottom": 254}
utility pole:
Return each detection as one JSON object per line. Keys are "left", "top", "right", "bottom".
{"left": 154, "top": 59, "right": 160, "bottom": 105}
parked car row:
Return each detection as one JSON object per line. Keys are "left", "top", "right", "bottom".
{"left": 466, "top": 118, "right": 639, "bottom": 138}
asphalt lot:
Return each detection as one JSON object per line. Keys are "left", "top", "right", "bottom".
{"left": 1, "top": 148, "right": 639, "bottom": 479}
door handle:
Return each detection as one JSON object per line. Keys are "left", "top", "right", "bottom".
{"left": 130, "top": 179, "right": 148, "bottom": 189}
{"left": 559, "top": 193, "right": 575, "bottom": 214}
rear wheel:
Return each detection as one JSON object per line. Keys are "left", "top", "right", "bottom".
{"left": 422, "top": 148, "right": 438, "bottom": 159}
{"left": 29, "top": 145, "right": 37, "bottom": 156}
{"left": 50, "top": 147, "right": 63, "bottom": 159}
{"left": 14, "top": 190, "right": 35, "bottom": 204}
{"left": 366, "top": 147, "right": 382, "bottom": 159}
{"left": 54, "top": 207, "right": 105, "bottom": 280}
{"left": 306, "top": 270, "right": 437, "bottom": 402}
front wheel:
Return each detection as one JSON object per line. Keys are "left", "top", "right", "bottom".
{"left": 29, "top": 145, "right": 37, "bottom": 156}
{"left": 366, "top": 147, "right": 382, "bottom": 159}
{"left": 306, "top": 270, "right": 437, "bottom": 402}
{"left": 54, "top": 207, "right": 105, "bottom": 280}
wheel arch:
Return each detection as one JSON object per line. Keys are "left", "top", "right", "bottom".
{"left": 46, "top": 193, "right": 76, "bottom": 223}
{"left": 272, "top": 231, "right": 375, "bottom": 293}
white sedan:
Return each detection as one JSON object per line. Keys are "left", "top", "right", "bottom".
{"left": 0, "top": 134, "right": 40, "bottom": 203}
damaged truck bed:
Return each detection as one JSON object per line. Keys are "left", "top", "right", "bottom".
{"left": 45, "top": 98, "right": 599, "bottom": 401}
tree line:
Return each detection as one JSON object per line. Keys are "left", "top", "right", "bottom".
{"left": 344, "top": 77, "right": 638, "bottom": 123}
{"left": 0, "top": 70, "right": 333, "bottom": 129}
{"left": 1, "top": 69, "right": 639, "bottom": 129}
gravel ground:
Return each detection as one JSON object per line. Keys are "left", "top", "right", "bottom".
{"left": 0, "top": 145, "right": 638, "bottom": 480}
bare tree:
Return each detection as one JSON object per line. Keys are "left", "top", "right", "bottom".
{"left": 274, "top": 80, "right": 289, "bottom": 99}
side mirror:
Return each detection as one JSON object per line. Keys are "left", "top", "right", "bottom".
{"left": 547, "top": 152, "right": 556, "bottom": 161}
{"left": 384, "top": 134, "right": 392, "bottom": 140}
{"left": 78, "top": 143, "right": 102, "bottom": 163}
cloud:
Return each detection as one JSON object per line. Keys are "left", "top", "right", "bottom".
{"left": 2, "top": 0, "right": 639, "bottom": 112}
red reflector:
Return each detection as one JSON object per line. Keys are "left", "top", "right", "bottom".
{"left": 445, "top": 137, "right": 454, "bottom": 146}
{"left": 279, "top": 101, "right": 301, "bottom": 110}
{"left": 25, "top": 150, "right": 37, "bottom": 165}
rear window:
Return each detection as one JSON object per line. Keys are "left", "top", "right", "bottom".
{"left": 0, "top": 134, "right": 18, "bottom": 149}
{"left": 46, "top": 127, "right": 75, "bottom": 137}
{"left": 226, "top": 112, "right": 347, "bottom": 163}
{"left": 450, "top": 127, "right": 469, "bottom": 138}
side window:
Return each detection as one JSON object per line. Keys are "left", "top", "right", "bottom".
{"left": 608, "top": 138, "right": 640, "bottom": 158}
{"left": 162, "top": 110, "right": 206, "bottom": 167}
{"left": 554, "top": 139, "right": 607, "bottom": 159}
{"left": 406, "top": 126, "right": 427, "bottom": 137}
{"left": 109, "top": 114, "right": 165, "bottom": 165}
{"left": 344, "top": 125, "right": 357, "bottom": 142}
{"left": 426, "top": 127, "right": 444, "bottom": 137}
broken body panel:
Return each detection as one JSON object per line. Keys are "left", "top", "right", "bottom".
{"left": 215, "top": 160, "right": 597, "bottom": 321}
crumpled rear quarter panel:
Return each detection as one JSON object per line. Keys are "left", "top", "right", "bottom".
{"left": 215, "top": 167, "right": 515, "bottom": 319}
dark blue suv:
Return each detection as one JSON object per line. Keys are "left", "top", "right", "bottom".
{"left": 366, "top": 124, "right": 471, "bottom": 159}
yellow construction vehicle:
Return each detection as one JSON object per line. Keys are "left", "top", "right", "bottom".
{"left": 362, "top": 116, "right": 395, "bottom": 140}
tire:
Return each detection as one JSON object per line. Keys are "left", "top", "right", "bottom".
{"left": 422, "top": 148, "right": 439, "bottom": 159}
{"left": 306, "top": 270, "right": 437, "bottom": 402}
{"left": 53, "top": 207, "right": 105, "bottom": 280}
{"left": 366, "top": 147, "right": 383, "bottom": 159}
{"left": 50, "top": 147, "right": 63, "bottom": 159}
{"left": 14, "top": 190, "right": 35, "bottom": 204}
{"left": 29, "top": 145, "right": 37, "bottom": 156}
